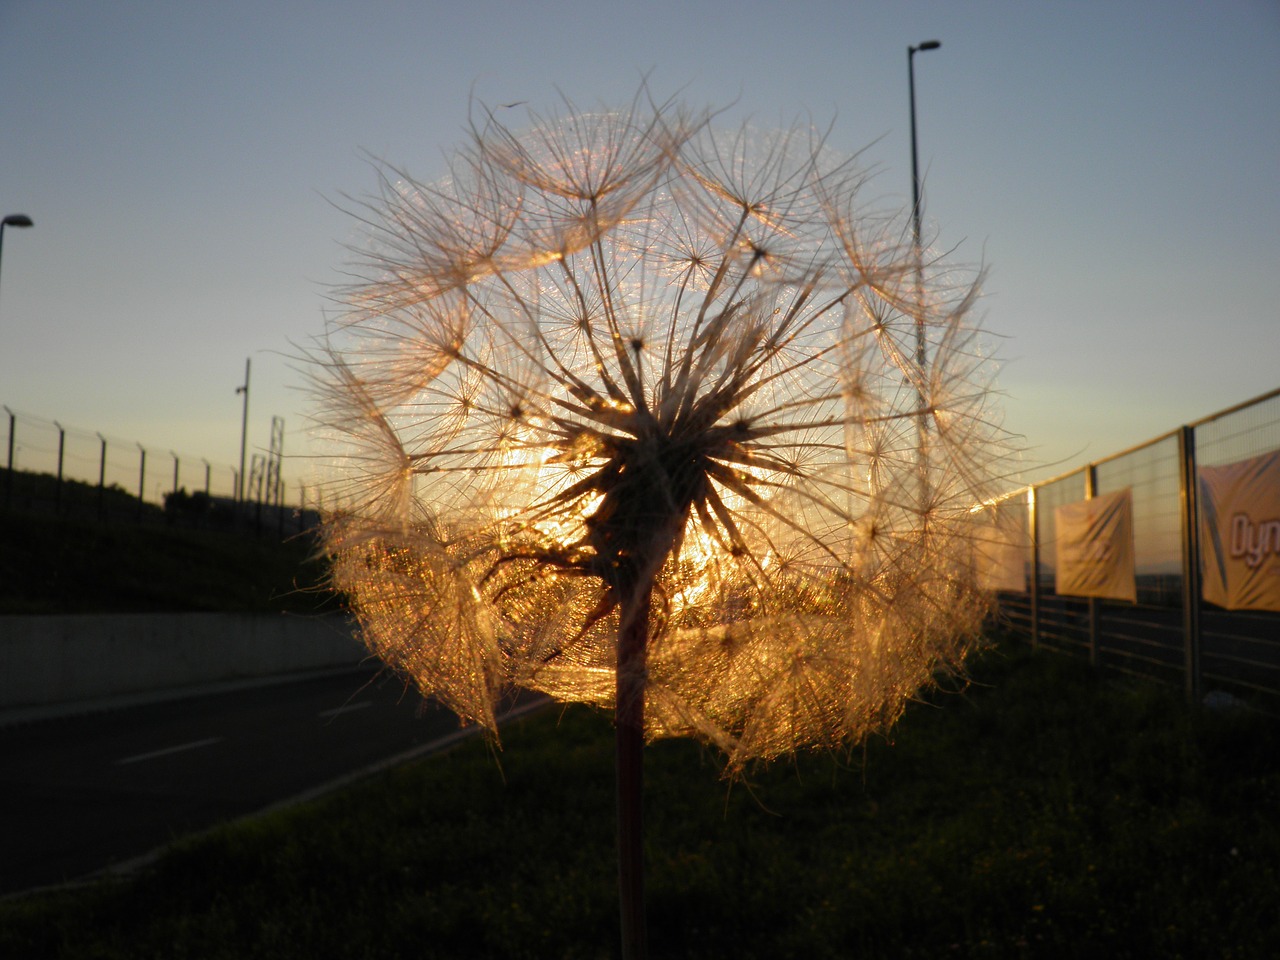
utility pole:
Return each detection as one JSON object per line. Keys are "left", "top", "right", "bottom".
{"left": 908, "top": 39, "right": 941, "bottom": 514}
{"left": 236, "top": 358, "right": 250, "bottom": 502}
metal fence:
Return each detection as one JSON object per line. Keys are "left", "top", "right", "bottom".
{"left": 2, "top": 406, "right": 315, "bottom": 534}
{"left": 991, "top": 386, "right": 1280, "bottom": 712}
{"left": 4, "top": 406, "right": 241, "bottom": 505}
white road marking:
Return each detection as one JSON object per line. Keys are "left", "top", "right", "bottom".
{"left": 318, "top": 701, "right": 372, "bottom": 719}
{"left": 115, "top": 737, "right": 224, "bottom": 766}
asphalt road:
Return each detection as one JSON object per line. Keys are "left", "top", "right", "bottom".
{"left": 1, "top": 667, "right": 538, "bottom": 897}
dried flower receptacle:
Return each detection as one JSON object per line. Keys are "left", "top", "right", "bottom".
{"left": 314, "top": 90, "right": 1010, "bottom": 767}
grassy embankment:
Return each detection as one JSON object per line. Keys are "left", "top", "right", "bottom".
{"left": 0, "top": 638, "right": 1276, "bottom": 959}
{"left": 0, "top": 471, "right": 333, "bottom": 615}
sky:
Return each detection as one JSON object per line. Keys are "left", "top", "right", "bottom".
{"left": 1, "top": 0, "right": 1276, "bottom": 501}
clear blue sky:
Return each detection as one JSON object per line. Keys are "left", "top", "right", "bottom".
{"left": 1, "top": 0, "right": 1276, "bottom": 498}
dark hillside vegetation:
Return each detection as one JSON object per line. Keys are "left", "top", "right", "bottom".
{"left": 0, "top": 471, "right": 335, "bottom": 615}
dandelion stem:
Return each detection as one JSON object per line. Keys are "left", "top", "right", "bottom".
{"left": 616, "top": 580, "right": 650, "bottom": 960}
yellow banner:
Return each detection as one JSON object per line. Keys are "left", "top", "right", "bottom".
{"left": 1199, "top": 451, "right": 1280, "bottom": 612}
{"left": 975, "top": 512, "right": 1027, "bottom": 593}
{"left": 1054, "top": 488, "right": 1136, "bottom": 602}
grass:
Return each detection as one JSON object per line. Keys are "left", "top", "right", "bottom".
{"left": 0, "top": 472, "right": 334, "bottom": 615}
{"left": 2, "top": 639, "right": 1277, "bottom": 958}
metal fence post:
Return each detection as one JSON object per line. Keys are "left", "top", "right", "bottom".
{"left": 1179, "top": 425, "right": 1203, "bottom": 705}
{"left": 1029, "top": 485, "right": 1040, "bottom": 649}
{"left": 5, "top": 406, "right": 15, "bottom": 509}
{"left": 97, "top": 433, "right": 107, "bottom": 521}
{"left": 136, "top": 444, "right": 147, "bottom": 520}
{"left": 1084, "top": 464, "right": 1099, "bottom": 668}
{"left": 54, "top": 421, "right": 66, "bottom": 514}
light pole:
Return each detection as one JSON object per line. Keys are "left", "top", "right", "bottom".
{"left": 908, "top": 39, "right": 940, "bottom": 509}
{"left": 236, "top": 358, "right": 250, "bottom": 503}
{"left": 0, "top": 214, "right": 34, "bottom": 318}
{"left": 908, "top": 42, "right": 940, "bottom": 256}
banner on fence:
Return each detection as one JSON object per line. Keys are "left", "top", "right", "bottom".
{"left": 976, "top": 514, "right": 1027, "bottom": 592}
{"left": 1199, "top": 450, "right": 1280, "bottom": 612}
{"left": 1054, "top": 488, "right": 1136, "bottom": 602}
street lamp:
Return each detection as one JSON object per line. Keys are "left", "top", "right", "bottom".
{"left": 908, "top": 41, "right": 940, "bottom": 252}
{"left": 0, "top": 214, "right": 34, "bottom": 316}
{"left": 908, "top": 39, "right": 940, "bottom": 508}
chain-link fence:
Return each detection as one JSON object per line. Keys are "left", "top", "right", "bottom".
{"left": 991, "top": 387, "right": 1280, "bottom": 712}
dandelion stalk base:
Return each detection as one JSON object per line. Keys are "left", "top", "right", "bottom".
{"left": 615, "top": 584, "right": 650, "bottom": 960}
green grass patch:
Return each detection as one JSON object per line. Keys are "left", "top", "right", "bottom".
{"left": 2, "top": 641, "right": 1277, "bottom": 958}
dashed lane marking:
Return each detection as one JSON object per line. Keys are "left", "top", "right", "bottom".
{"left": 115, "top": 737, "right": 225, "bottom": 766}
{"left": 318, "top": 701, "right": 372, "bottom": 719}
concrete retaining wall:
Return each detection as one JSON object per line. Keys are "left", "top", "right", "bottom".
{"left": 0, "top": 613, "right": 365, "bottom": 711}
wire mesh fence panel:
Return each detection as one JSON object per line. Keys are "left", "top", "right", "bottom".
{"left": 1199, "top": 609, "right": 1280, "bottom": 713}
{"left": 3, "top": 414, "right": 69, "bottom": 514}
{"left": 60, "top": 427, "right": 101, "bottom": 487}
{"left": 1092, "top": 436, "right": 1186, "bottom": 684}
{"left": 1194, "top": 390, "right": 1280, "bottom": 468}
{"left": 165, "top": 456, "right": 235, "bottom": 503}
{"left": 1033, "top": 592, "right": 1092, "bottom": 656}
{"left": 995, "top": 592, "right": 1034, "bottom": 637}
{"left": 1093, "top": 605, "right": 1186, "bottom": 687}
{"left": 1193, "top": 392, "right": 1280, "bottom": 709}
{"left": 1095, "top": 436, "right": 1183, "bottom": 603}
{"left": 101, "top": 442, "right": 136, "bottom": 493}
{"left": 6, "top": 413, "right": 61, "bottom": 476}
{"left": 991, "top": 491, "right": 1034, "bottom": 635}
{"left": 1031, "top": 471, "right": 1089, "bottom": 657}
{"left": 2, "top": 407, "right": 302, "bottom": 533}
{"left": 990, "top": 387, "right": 1280, "bottom": 711}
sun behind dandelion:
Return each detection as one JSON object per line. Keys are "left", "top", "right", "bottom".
{"left": 312, "top": 87, "right": 1011, "bottom": 770}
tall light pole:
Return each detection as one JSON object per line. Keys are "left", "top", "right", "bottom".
{"left": 236, "top": 358, "right": 250, "bottom": 503}
{"left": 908, "top": 40, "right": 940, "bottom": 510}
{"left": 0, "top": 214, "right": 34, "bottom": 318}
{"left": 908, "top": 42, "right": 940, "bottom": 256}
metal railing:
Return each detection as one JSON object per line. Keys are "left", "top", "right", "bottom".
{"left": 990, "top": 386, "right": 1280, "bottom": 712}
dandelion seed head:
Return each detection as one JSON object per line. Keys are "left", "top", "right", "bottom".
{"left": 313, "top": 88, "right": 1015, "bottom": 767}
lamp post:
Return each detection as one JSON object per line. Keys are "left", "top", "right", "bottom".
{"left": 908, "top": 39, "right": 940, "bottom": 510}
{"left": 908, "top": 42, "right": 940, "bottom": 256}
{"left": 0, "top": 214, "right": 34, "bottom": 318}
